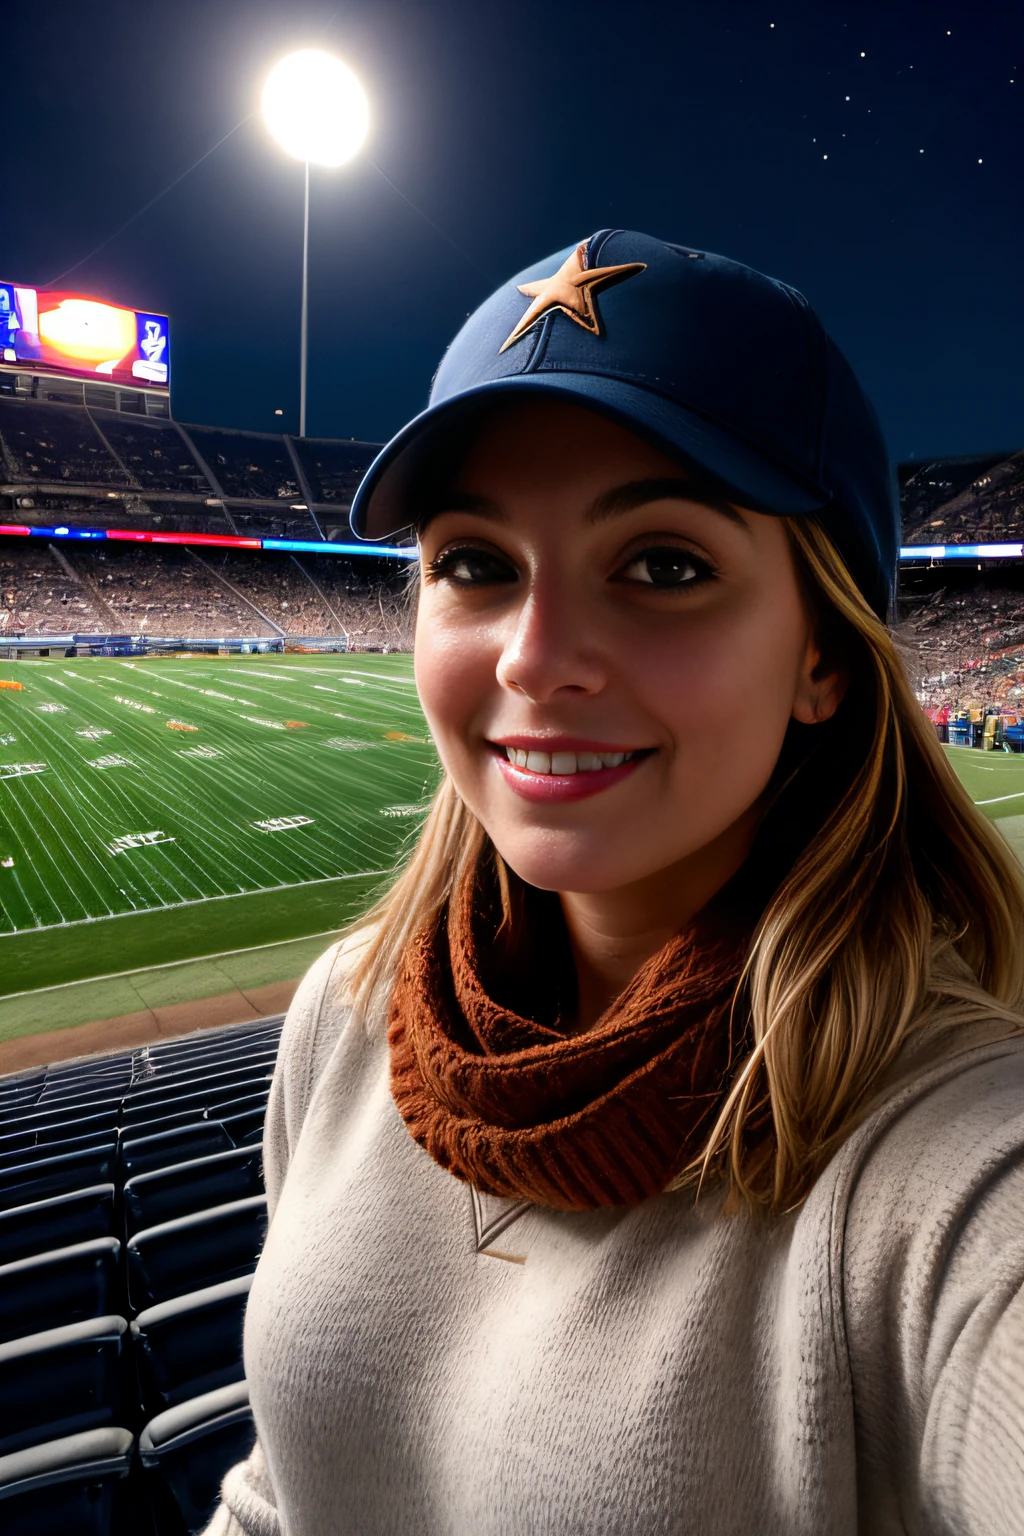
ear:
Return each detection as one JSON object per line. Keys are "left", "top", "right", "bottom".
{"left": 791, "top": 633, "right": 849, "bottom": 725}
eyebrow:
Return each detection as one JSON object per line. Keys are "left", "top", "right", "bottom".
{"left": 418, "top": 477, "right": 750, "bottom": 530}
{"left": 585, "top": 478, "right": 750, "bottom": 529}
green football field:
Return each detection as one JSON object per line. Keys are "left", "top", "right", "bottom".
{"left": 0, "top": 654, "right": 439, "bottom": 999}
{"left": 1, "top": 658, "right": 1024, "bottom": 1019}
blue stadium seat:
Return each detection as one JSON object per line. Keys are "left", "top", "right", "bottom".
{"left": 0, "top": 1129, "right": 116, "bottom": 1173}
{"left": 127, "top": 1197, "right": 268, "bottom": 1311}
{"left": 124, "top": 1145, "right": 264, "bottom": 1238}
{"left": 136, "top": 1045, "right": 278, "bottom": 1086}
{"left": 13, "top": 1088, "right": 125, "bottom": 1126}
{"left": 0, "top": 1184, "right": 115, "bottom": 1265}
{"left": 114, "top": 1106, "right": 224, "bottom": 1143}
{"left": 139, "top": 1380, "right": 254, "bottom": 1536}
{"left": 0, "top": 1144, "right": 118, "bottom": 1212}
{"left": 0, "top": 1315, "right": 129, "bottom": 1455}
{"left": 0, "top": 1427, "right": 135, "bottom": 1536}
{"left": 222, "top": 1109, "right": 267, "bottom": 1148}
{"left": 0, "top": 1108, "right": 121, "bottom": 1158}
{"left": 0, "top": 1237, "right": 121, "bottom": 1344}
{"left": 120, "top": 1122, "right": 233, "bottom": 1180}
{"left": 122, "top": 1065, "right": 274, "bottom": 1119}
{"left": 132, "top": 1274, "right": 252, "bottom": 1415}
{"left": 120, "top": 1076, "right": 271, "bottom": 1129}
{"left": 0, "top": 1095, "right": 122, "bottom": 1132}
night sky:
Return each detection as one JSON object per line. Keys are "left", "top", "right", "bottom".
{"left": 8, "top": 0, "right": 1022, "bottom": 461}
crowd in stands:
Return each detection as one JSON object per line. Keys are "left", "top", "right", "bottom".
{"left": 900, "top": 451, "right": 1024, "bottom": 546}
{"left": 895, "top": 583, "right": 1024, "bottom": 709}
{"left": 0, "top": 540, "right": 411, "bottom": 647}
{"left": 91, "top": 411, "right": 211, "bottom": 495}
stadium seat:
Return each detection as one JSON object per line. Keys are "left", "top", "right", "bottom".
{"left": 0, "top": 1129, "right": 116, "bottom": 1173}
{"left": 0, "top": 1077, "right": 44, "bottom": 1112}
{"left": 0, "top": 1237, "right": 121, "bottom": 1344}
{"left": 115, "top": 1106, "right": 228, "bottom": 1143}
{"left": 132, "top": 1047, "right": 271, "bottom": 1085}
{"left": 0, "top": 1427, "right": 136, "bottom": 1536}
{"left": 127, "top": 1196, "right": 268, "bottom": 1311}
{"left": 0, "top": 1144, "right": 117, "bottom": 1213}
{"left": 222, "top": 1109, "right": 267, "bottom": 1147}
{"left": 139, "top": 1380, "right": 254, "bottom": 1536}
{"left": 0, "top": 1107, "right": 121, "bottom": 1157}
{"left": 120, "top": 1077, "right": 271, "bottom": 1130}
{"left": 122, "top": 1065, "right": 274, "bottom": 1117}
{"left": 0, "top": 1315, "right": 129, "bottom": 1455}
{"left": 0, "top": 1185, "right": 115, "bottom": 1266}
{"left": 120, "top": 1122, "right": 233, "bottom": 1180}
{"left": 124, "top": 1145, "right": 264, "bottom": 1238}
{"left": 17, "top": 1087, "right": 126, "bottom": 1125}
{"left": 144, "top": 1028, "right": 281, "bottom": 1076}
{"left": 132, "top": 1274, "right": 252, "bottom": 1415}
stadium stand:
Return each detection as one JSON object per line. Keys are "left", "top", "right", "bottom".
{"left": 0, "top": 393, "right": 413, "bottom": 647}
{"left": 0, "top": 397, "right": 381, "bottom": 546}
{"left": 0, "top": 1015, "right": 282, "bottom": 1535}
{"left": 0, "top": 538, "right": 412, "bottom": 646}
{"left": 895, "top": 570, "right": 1024, "bottom": 711}
{"left": 900, "top": 449, "right": 1024, "bottom": 546}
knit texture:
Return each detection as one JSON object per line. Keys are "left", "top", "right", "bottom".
{"left": 387, "top": 864, "right": 754, "bottom": 1209}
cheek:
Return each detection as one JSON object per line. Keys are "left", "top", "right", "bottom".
{"left": 413, "top": 596, "right": 494, "bottom": 757}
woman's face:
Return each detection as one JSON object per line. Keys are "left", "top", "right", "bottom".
{"left": 414, "top": 399, "right": 844, "bottom": 898}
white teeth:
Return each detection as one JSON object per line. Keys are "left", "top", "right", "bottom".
{"left": 502, "top": 747, "right": 639, "bottom": 774}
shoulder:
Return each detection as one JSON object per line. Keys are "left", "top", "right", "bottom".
{"left": 842, "top": 1034, "right": 1024, "bottom": 1241}
{"left": 830, "top": 1040, "right": 1024, "bottom": 1524}
{"left": 273, "top": 924, "right": 382, "bottom": 1161}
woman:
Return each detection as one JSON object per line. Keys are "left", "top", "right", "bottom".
{"left": 205, "top": 232, "right": 1024, "bottom": 1534}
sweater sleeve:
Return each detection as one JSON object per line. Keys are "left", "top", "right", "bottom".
{"left": 842, "top": 1039, "right": 1024, "bottom": 1533}
{"left": 198, "top": 937, "right": 357, "bottom": 1536}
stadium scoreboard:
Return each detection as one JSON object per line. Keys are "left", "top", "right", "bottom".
{"left": 0, "top": 283, "right": 169, "bottom": 390}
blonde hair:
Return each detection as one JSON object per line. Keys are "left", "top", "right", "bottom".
{"left": 344, "top": 516, "right": 1024, "bottom": 1211}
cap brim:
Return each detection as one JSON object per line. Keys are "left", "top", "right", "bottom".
{"left": 349, "top": 372, "right": 833, "bottom": 541}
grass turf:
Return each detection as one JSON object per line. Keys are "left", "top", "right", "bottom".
{"left": 0, "top": 654, "right": 437, "bottom": 996}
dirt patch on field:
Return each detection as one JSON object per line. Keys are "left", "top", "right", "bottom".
{"left": 0, "top": 978, "right": 300, "bottom": 1076}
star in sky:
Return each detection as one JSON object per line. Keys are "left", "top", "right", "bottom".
{"left": 499, "top": 242, "right": 647, "bottom": 353}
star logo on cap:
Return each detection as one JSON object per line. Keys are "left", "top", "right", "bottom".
{"left": 498, "top": 241, "right": 647, "bottom": 354}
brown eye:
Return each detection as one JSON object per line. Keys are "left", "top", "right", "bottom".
{"left": 618, "top": 547, "right": 712, "bottom": 588}
{"left": 426, "top": 546, "right": 517, "bottom": 585}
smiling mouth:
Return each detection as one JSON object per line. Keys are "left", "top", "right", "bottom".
{"left": 497, "top": 746, "right": 649, "bottom": 775}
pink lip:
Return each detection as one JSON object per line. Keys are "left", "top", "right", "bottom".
{"left": 494, "top": 752, "right": 647, "bottom": 803}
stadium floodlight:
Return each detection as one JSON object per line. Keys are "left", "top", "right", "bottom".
{"left": 261, "top": 49, "right": 368, "bottom": 168}
{"left": 262, "top": 49, "right": 369, "bottom": 436}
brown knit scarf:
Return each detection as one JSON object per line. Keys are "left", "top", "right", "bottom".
{"left": 388, "top": 860, "right": 765, "bottom": 1210}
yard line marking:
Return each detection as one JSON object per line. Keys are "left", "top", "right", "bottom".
{"left": 977, "top": 790, "right": 1024, "bottom": 805}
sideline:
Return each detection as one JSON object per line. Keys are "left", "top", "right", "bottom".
{"left": 0, "top": 926, "right": 348, "bottom": 1004}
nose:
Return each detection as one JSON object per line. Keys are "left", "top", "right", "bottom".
{"left": 495, "top": 583, "right": 608, "bottom": 701}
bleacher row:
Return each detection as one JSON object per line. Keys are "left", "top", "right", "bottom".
{"left": 0, "top": 1016, "right": 283, "bottom": 1535}
{"left": 0, "top": 396, "right": 381, "bottom": 544}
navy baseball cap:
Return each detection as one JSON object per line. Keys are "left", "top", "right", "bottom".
{"left": 350, "top": 229, "right": 899, "bottom": 621}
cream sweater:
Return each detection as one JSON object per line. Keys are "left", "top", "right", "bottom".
{"left": 203, "top": 941, "right": 1024, "bottom": 1536}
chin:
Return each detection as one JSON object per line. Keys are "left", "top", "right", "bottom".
{"left": 492, "top": 833, "right": 659, "bottom": 896}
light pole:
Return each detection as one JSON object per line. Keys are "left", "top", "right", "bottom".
{"left": 261, "top": 49, "right": 369, "bottom": 438}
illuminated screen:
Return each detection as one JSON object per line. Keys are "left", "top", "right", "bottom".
{"left": 0, "top": 283, "right": 169, "bottom": 389}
